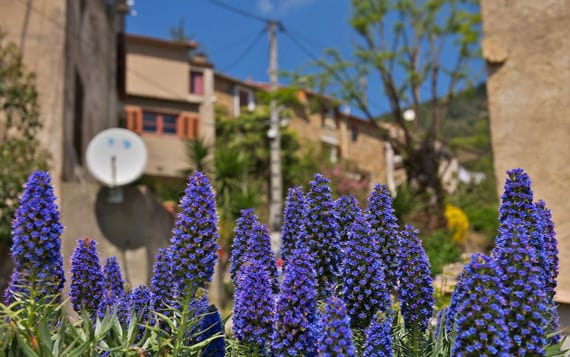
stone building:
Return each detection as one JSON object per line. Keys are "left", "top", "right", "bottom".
{"left": 0, "top": 1, "right": 171, "bottom": 288}
{"left": 481, "top": 0, "right": 570, "bottom": 325}
{"left": 124, "top": 34, "right": 215, "bottom": 178}
{"left": 213, "top": 72, "right": 392, "bottom": 188}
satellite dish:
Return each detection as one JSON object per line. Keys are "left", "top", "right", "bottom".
{"left": 86, "top": 128, "right": 147, "bottom": 187}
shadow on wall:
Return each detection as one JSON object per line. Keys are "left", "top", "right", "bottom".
{"left": 60, "top": 181, "right": 173, "bottom": 289}
{"left": 95, "top": 185, "right": 174, "bottom": 285}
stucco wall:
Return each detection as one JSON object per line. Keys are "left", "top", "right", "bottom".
{"left": 343, "top": 119, "right": 387, "bottom": 186}
{"left": 127, "top": 40, "right": 194, "bottom": 101}
{"left": 481, "top": 0, "right": 570, "bottom": 301}
{"left": 0, "top": 0, "right": 67, "bottom": 193}
{"left": 62, "top": 0, "right": 121, "bottom": 180}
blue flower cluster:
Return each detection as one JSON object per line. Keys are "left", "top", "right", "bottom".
{"left": 280, "top": 186, "right": 306, "bottom": 270}
{"left": 335, "top": 194, "right": 361, "bottom": 254}
{"left": 69, "top": 238, "right": 104, "bottom": 317}
{"left": 342, "top": 215, "right": 391, "bottom": 329}
{"left": 305, "top": 174, "right": 340, "bottom": 298}
{"left": 445, "top": 262, "right": 472, "bottom": 334}
{"left": 170, "top": 171, "right": 219, "bottom": 298}
{"left": 150, "top": 248, "right": 175, "bottom": 315}
{"left": 103, "top": 256, "right": 125, "bottom": 299}
{"left": 233, "top": 262, "right": 275, "bottom": 353}
{"left": 493, "top": 168, "right": 535, "bottom": 253}
{"left": 451, "top": 169, "right": 558, "bottom": 353}
{"left": 366, "top": 184, "right": 400, "bottom": 291}
{"left": 230, "top": 208, "right": 257, "bottom": 283}
{"left": 128, "top": 285, "right": 152, "bottom": 343}
{"left": 200, "top": 304, "right": 225, "bottom": 357}
{"left": 231, "top": 209, "right": 279, "bottom": 292}
{"left": 7, "top": 171, "right": 65, "bottom": 300}
{"left": 317, "top": 296, "right": 356, "bottom": 357}
{"left": 363, "top": 312, "right": 393, "bottom": 357}
{"left": 272, "top": 248, "right": 318, "bottom": 357}
{"left": 534, "top": 200, "right": 559, "bottom": 300}
{"left": 397, "top": 225, "right": 433, "bottom": 334}
{"left": 452, "top": 254, "right": 511, "bottom": 356}
{"left": 495, "top": 223, "right": 548, "bottom": 355}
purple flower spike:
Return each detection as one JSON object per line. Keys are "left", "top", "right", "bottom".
{"left": 6, "top": 171, "right": 65, "bottom": 302}
{"left": 170, "top": 171, "right": 219, "bottom": 298}
{"left": 397, "top": 225, "right": 433, "bottom": 335}
{"left": 363, "top": 312, "right": 393, "bottom": 357}
{"left": 342, "top": 215, "right": 391, "bottom": 329}
{"left": 335, "top": 194, "right": 361, "bottom": 254}
{"left": 495, "top": 221, "right": 548, "bottom": 355}
{"left": 280, "top": 186, "right": 306, "bottom": 270}
{"left": 272, "top": 248, "right": 318, "bottom": 356}
{"left": 317, "top": 296, "right": 356, "bottom": 357}
{"left": 103, "top": 256, "right": 125, "bottom": 299}
{"left": 233, "top": 262, "right": 275, "bottom": 354}
{"left": 69, "top": 238, "right": 104, "bottom": 317}
{"left": 231, "top": 209, "right": 279, "bottom": 293}
{"left": 452, "top": 254, "right": 511, "bottom": 356}
{"left": 366, "top": 184, "right": 400, "bottom": 291}
{"left": 305, "top": 174, "right": 341, "bottom": 298}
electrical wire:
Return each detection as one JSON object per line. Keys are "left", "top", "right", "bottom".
{"left": 206, "top": 29, "right": 267, "bottom": 55}
{"left": 205, "top": 0, "right": 271, "bottom": 24}
{"left": 221, "top": 27, "right": 267, "bottom": 72}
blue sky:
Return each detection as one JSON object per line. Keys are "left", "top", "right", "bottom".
{"left": 128, "top": 0, "right": 483, "bottom": 116}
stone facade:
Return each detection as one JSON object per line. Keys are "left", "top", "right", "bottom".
{"left": 214, "top": 74, "right": 390, "bottom": 188}
{"left": 0, "top": 1, "right": 172, "bottom": 288}
{"left": 481, "top": 1, "right": 570, "bottom": 302}
{"left": 124, "top": 34, "right": 215, "bottom": 177}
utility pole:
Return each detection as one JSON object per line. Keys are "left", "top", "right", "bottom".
{"left": 268, "top": 20, "right": 282, "bottom": 235}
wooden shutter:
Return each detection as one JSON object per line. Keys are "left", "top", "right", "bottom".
{"left": 176, "top": 113, "right": 200, "bottom": 139}
{"left": 125, "top": 106, "right": 142, "bottom": 134}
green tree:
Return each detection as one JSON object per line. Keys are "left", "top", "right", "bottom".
{"left": 0, "top": 35, "right": 48, "bottom": 243}
{"left": 291, "top": 0, "right": 481, "bottom": 226}
{"left": 0, "top": 34, "right": 48, "bottom": 292}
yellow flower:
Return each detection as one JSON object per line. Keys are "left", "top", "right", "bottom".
{"left": 445, "top": 204, "right": 469, "bottom": 244}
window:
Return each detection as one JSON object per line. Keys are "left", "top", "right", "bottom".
{"left": 190, "top": 71, "right": 204, "bottom": 95}
{"left": 351, "top": 125, "right": 358, "bottom": 142}
{"left": 73, "top": 71, "right": 84, "bottom": 165}
{"left": 233, "top": 86, "right": 255, "bottom": 116}
{"left": 124, "top": 107, "right": 199, "bottom": 139}
{"left": 322, "top": 106, "right": 337, "bottom": 129}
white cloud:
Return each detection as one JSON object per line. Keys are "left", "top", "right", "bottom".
{"left": 257, "top": 0, "right": 274, "bottom": 15}
{"left": 257, "top": 0, "right": 316, "bottom": 16}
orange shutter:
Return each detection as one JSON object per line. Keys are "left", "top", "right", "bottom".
{"left": 191, "top": 116, "right": 200, "bottom": 139}
{"left": 125, "top": 106, "right": 143, "bottom": 134}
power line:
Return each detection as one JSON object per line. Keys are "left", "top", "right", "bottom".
{"left": 205, "top": 0, "right": 271, "bottom": 24}
{"left": 206, "top": 29, "right": 267, "bottom": 54}
{"left": 222, "top": 28, "right": 267, "bottom": 72}
{"left": 282, "top": 29, "right": 321, "bottom": 62}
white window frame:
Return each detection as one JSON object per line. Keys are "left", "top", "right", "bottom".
{"left": 233, "top": 85, "right": 256, "bottom": 116}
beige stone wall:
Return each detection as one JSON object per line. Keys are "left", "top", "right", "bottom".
{"left": 343, "top": 119, "right": 387, "bottom": 186}
{"left": 126, "top": 40, "right": 194, "bottom": 102}
{"left": 125, "top": 38, "right": 216, "bottom": 178}
{"left": 0, "top": 0, "right": 67, "bottom": 192}
{"left": 62, "top": 0, "right": 122, "bottom": 180}
{"left": 481, "top": 0, "right": 570, "bottom": 301}
{"left": 214, "top": 76, "right": 236, "bottom": 116}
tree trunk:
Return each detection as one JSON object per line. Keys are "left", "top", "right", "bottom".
{"left": 404, "top": 145, "right": 447, "bottom": 230}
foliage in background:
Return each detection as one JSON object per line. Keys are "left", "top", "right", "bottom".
{"left": 423, "top": 229, "right": 462, "bottom": 276}
{"left": 290, "top": 0, "right": 482, "bottom": 226}
{"left": 444, "top": 84, "right": 499, "bottom": 249}
{"left": 444, "top": 204, "right": 468, "bottom": 244}
{"left": 0, "top": 34, "right": 48, "bottom": 246}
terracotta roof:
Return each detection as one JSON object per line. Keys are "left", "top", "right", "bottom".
{"left": 126, "top": 33, "right": 198, "bottom": 50}
{"left": 214, "top": 72, "right": 270, "bottom": 90}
